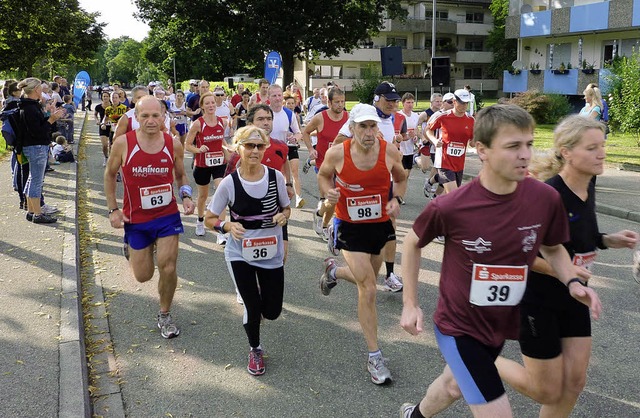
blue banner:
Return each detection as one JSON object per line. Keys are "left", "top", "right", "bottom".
{"left": 264, "top": 51, "right": 282, "bottom": 85}
{"left": 73, "top": 70, "right": 91, "bottom": 108}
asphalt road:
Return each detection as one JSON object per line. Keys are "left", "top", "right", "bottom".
{"left": 81, "top": 119, "right": 640, "bottom": 417}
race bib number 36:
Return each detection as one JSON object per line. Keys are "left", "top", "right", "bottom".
{"left": 139, "top": 183, "right": 172, "bottom": 210}
{"left": 573, "top": 251, "right": 597, "bottom": 272}
{"left": 446, "top": 142, "right": 466, "bottom": 157}
{"left": 242, "top": 236, "right": 278, "bottom": 261}
{"left": 346, "top": 194, "right": 382, "bottom": 221}
{"left": 205, "top": 151, "right": 224, "bottom": 167}
{"left": 469, "top": 264, "right": 528, "bottom": 307}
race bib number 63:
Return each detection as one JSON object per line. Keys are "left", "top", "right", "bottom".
{"left": 139, "top": 183, "right": 172, "bottom": 210}
{"left": 469, "top": 264, "right": 528, "bottom": 307}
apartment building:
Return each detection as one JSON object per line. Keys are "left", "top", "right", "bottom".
{"left": 294, "top": 0, "right": 499, "bottom": 96}
{"left": 503, "top": 0, "right": 640, "bottom": 96}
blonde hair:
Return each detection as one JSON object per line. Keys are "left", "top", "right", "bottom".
{"left": 231, "top": 126, "right": 270, "bottom": 152}
{"left": 530, "top": 115, "right": 606, "bottom": 181}
{"left": 17, "top": 77, "right": 42, "bottom": 95}
{"left": 583, "top": 84, "right": 603, "bottom": 111}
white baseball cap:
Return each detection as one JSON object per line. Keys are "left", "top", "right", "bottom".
{"left": 443, "top": 92, "right": 455, "bottom": 102}
{"left": 350, "top": 103, "right": 381, "bottom": 123}
{"left": 453, "top": 89, "right": 471, "bottom": 103}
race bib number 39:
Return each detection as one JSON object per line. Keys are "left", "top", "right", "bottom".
{"left": 139, "top": 183, "right": 172, "bottom": 210}
{"left": 242, "top": 236, "right": 278, "bottom": 261}
{"left": 205, "top": 151, "right": 224, "bottom": 167}
{"left": 469, "top": 264, "right": 528, "bottom": 307}
{"left": 346, "top": 194, "right": 382, "bottom": 221}
{"left": 446, "top": 142, "right": 466, "bottom": 157}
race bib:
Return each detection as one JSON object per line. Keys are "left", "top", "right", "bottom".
{"left": 242, "top": 236, "right": 278, "bottom": 261}
{"left": 573, "top": 251, "right": 597, "bottom": 272}
{"left": 346, "top": 195, "right": 382, "bottom": 221}
{"left": 139, "top": 183, "right": 172, "bottom": 210}
{"left": 446, "top": 142, "right": 466, "bottom": 157}
{"left": 205, "top": 151, "right": 224, "bottom": 167}
{"left": 469, "top": 264, "right": 528, "bottom": 307}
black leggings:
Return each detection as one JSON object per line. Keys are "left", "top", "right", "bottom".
{"left": 229, "top": 261, "right": 284, "bottom": 348}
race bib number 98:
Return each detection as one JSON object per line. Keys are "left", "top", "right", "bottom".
{"left": 346, "top": 194, "right": 382, "bottom": 221}
{"left": 469, "top": 264, "right": 528, "bottom": 307}
{"left": 242, "top": 236, "right": 278, "bottom": 261}
{"left": 139, "top": 184, "right": 172, "bottom": 210}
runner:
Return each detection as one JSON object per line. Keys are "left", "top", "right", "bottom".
{"left": 212, "top": 86, "right": 235, "bottom": 143}
{"left": 234, "top": 90, "right": 251, "bottom": 129}
{"left": 94, "top": 91, "right": 112, "bottom": 166}
{"left": 399, "top": 104, "right": 602, "bottom": 418}
{"left": 103, "top": 91, "right": 127, "bottom": 144}
{"left": 318, "top": 103, "right": 407, "bottom": 385}
{"left": 268, "top": 84, "right": 306, "bottom": 208}
{"left": 416, "top": 93, "right": 442, "bottom": 175}
{"left": 495, "top": 115, "right": 638, "bottom": 418}
{"left": 301, "top": 87, "right": 348, "bottom": 240}
{"left": 169, "top": 90, "right": 189, "bottom": 146}
{"left": 204, "top": 125, "right": 290, "bottom": 376}
{"left": 104, "top": 96, "right": 195, "bottom": 339}
{"left": 398, "top": 93, "right": 420, "bottom": 184}
{"left": 425, "top": 89, "right": 475, "bottom": 194}
{"left": 186, "top": 80, "right": 210, "bottom": 121}
{"left": 422, "top": 92, "right": 455, "bottom": 200}
{"left": 248, "top": 79, "right": 270, "bottom": 109}
{"left": 183, "top": 92, "right": 228, "bottom": 244}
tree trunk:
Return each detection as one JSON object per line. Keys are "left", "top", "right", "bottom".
{"left": 281, "top": 52, "right": 295, "bottom": 89}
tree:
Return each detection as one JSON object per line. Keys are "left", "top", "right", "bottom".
{"left": 0, "top": 0, "right": 105, "bottom": 77}
{"left": 135, "top": 0, "right": 406, "bottom": 87}
{"left": 486, "top": 0, "right": 517, "bottom": 79}
{"left": 606, "top": 49, "right": 640, "bottom": 145}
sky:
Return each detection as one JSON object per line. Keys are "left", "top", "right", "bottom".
{"left": 79, "top": 0, "right": 150, "bottom": 42}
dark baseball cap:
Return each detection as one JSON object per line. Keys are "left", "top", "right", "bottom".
{"left": 374, "top": 82, "right": 401, "bottom": 101}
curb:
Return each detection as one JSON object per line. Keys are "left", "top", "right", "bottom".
{"left": 596, "top": 202, "right": 640, "bottom": 223}
{"left": 58, "top": 112, "right": 91, "bottom": 418}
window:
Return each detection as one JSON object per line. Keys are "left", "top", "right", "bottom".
{"left": 425, "top": 10, "right": 449, "bottom": 20}
{"left": 466, "top": 12, "right": 484, "bottom": 24}
{"left": 464, "top": 40, "right": 484, "bottom": 51}
{"left": 463, "top": 67, "right": 483, "bottom": 79}
{"left": 387, "top": 37, "right": 407, "bottom": 48}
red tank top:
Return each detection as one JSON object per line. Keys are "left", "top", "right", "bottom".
{"left": 316, "top": 110, "right": 348, "bottom": 168}
{"left": 335, "top": 139, "right": 390, "bottom": 224}
{"left": 194, "top": 116, "right": 225, "bottom": 168}
{"left": 122, "top": 131, "right": 178, "bottom": 224}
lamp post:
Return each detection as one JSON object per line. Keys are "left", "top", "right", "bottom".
{"left": 173, "top": 57, "right": 177, "bottom": 88}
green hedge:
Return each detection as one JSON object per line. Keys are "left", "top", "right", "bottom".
{"left": 177, "top": 80, "right": 260, "bottom": 97}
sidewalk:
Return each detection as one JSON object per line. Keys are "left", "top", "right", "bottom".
{"left": 0, "top": 112, "right": 89, "bottom": 417}
{"left": 1, "top": 115, "right": 639, "bottom": 417}
{"left": 463, "top": 148, "right": 640, "bottom": 222}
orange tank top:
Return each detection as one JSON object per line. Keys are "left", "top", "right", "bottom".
{"left": 335, "top": 139, "right": 390, "bottom": 224}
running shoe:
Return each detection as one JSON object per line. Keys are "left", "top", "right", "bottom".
{"left": 26, "top": 212, "right": 33, "bottom": 222}
{"left": 435, "top": 236, "right": 445, "bottom": 244}
{"left": 157, "top": 312, "right": 180, "bottom": 339}
{"left": 321, "top": 227, "right": 330, "bottom": 242}
{"left": 327, "top": 222, "right": 339, "bottom": 256}
{"left": 122, "top": 243, "right": 130, "bottom": 261}
{"left": 367, "top": 354, "right": 392, "bottom": 385}
{"left": 116, "top": 171, "right": 122, "bottom": 182}
{"left": 32, "top": 213, "right": 57, "bottom": 224}
{"left": 400, "top": 403, "right": 417, "bottom": 418}
{"left": 216, "top": 233, "right": 228, "bottom": 246}
{"left": 313, "top": 206, "right": 323, "bottom": 236}
{"left": 236, "top": 292, "right": 244, "bottom": 305}
{"left": 41, "top": 203, "right": 59, "bottom": 215}
{"left": 384, "top": 273, "right": 404, "bottom": 292}
{"left": 195, "top": 220, "right": 205, "bottom": 236}
{"left": 103, "top": 156, "right": 107, "bottom": 167}
{"left": 320, "top": 257, "right": 338, "bottom": 296}
{"left": 295, "top": 195, "right": 306, "bottom": 209}
{"left": 247, "top": 348, "right": 265, "bottom": 376}
{"left": 302, "top": 158, "right": 312, "bottom": 174}
{"left": 633, "top": 250, "right": 640, "bottom": 284}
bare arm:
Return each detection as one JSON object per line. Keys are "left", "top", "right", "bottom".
{"left": 318, "top": 146, "right": 341, "bottom": 204}
{"left": 183, "top": 120, "right": 206, "bottom": 155}
{"left": 302, "top": 113, "right": 321, "bottom": 158}
{"left": 113, "top": 113, "right": 130, "bottom": 139}
{"left": 173, "top": 138, "right": 195, "bottom": 215}
{"left": 104, "top": 136, "right": 128, "bottom": 227}
{"left": 400, "top": 230, "right": 425, "bottom": 335}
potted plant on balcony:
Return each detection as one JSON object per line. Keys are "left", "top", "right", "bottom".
{"left": 508, "top": 65, "right": 521, "bottom": 75}
{"left": 581, "top": 59, "right": 595, "bottom": 74}
{"left": 552, "top": 62, "right": 569, "bottom": 75}
{"left": 530, "top": 62, "right": 541, "bottom": 75}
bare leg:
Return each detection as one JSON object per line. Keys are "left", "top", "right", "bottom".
{"left": 155, "top": 234, "right": 180, "bottom": 313}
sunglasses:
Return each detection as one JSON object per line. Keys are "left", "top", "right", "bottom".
{"left": 445, "top": 100, "right": 454, "bottom": 104}
{"left": 242, "top": 143, "right": 266, "bottom": 150}
{"left": 215, "top": 93, "right": 225, "bottom": 97}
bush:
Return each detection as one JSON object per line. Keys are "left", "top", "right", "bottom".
{"left": 605, "top": 48, "right": 640, "bottom": 144}
{"left": 508, "top": 90, "right": 571, "bottom": 124}
{"left": 351, "top": 65, "right": 384, "bottom": 104}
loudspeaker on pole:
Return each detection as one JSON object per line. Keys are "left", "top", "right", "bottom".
{"left": 381, "top": 46, "right": 403, "bottom": 76}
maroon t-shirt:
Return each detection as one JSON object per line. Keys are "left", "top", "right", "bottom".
{"left": 412, "top": 177, "right": 569, "bottom": 347}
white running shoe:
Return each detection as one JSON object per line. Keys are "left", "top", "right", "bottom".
{"left": 216, "top": 233, "right": 228, "bottom": 246}
{"left": 435, "top": 236, "right": 445, "bottom": 244}
{"left": 383, "top": 272, "right": 403, "bottom": 292}
{"left": 313, "top": 207, "right": 323, "bottom": 236}
{"left": 400, "top": 403, "right": 417, "bottom": 418}
{"left": 103, "top": 156, "right": 107, "bottom": 167}
{"left": 633, "top": 250, "right": 640, "bottom": 284}
{"left": 195, "top": 220, "right": 205, "bottom": 236}
{"left": 321, "top": 227, "right": 330, "bottom": 242}
{"left": 367, "top": 354, "right": 392, "bottom": 385}
{"left": 295, "top": 195, "right": 305, "bottom": 209}
{"left": 41, "top": 204, "right": 59, "bottom": 215}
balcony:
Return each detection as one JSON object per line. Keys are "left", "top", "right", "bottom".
{"left": 502, "top": 68, "right": 609, "bottom": 94}
{"left": 309, "top": 77, "right": 433, "bottom": 92}
{"left": 384, "top": 18, "right": 429, "bottom": 33}
{"left": 454, "top": 79, "right": 499, "bottom": 91}
{"left": 403, "top": 48, "right": 430, "bottom": 63}
{"left": 455, "top": 51, "right": 493, "bottom": 63}
{"left": 318, "top": 48, "right": 381, "bottom": 62}
{"left": 456, "top": 22, "right": 493, "bottom": 36}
